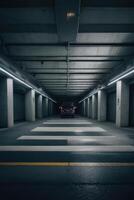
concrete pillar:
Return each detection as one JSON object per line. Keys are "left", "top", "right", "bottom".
{"left": 25, "top": 89, "right": 35, "bottom": 121}
{"left": 87, "top": 98, "right": 90, "bottom": 117}
{"left": 92, "top": 94, "right": 97, "bottom": 119}
{"left": 43, "top": 97, "right": 49, "bottom": 117}
{"left": 49, "top": 101, "right": 53, "bottom": 116}
{"left": 81, "top": 102, "right": 83, "bottom": 116}
{"left": 37, "top": 95, "right": 42, "bottom": 119}
{"left": 89, "top": 97, "right": 92, "bottom": 118}
{"left": 83, "top": 100, "right": 86, "bottom": 116}
{"left": 98, "top": 90, "right": 107, "bottom": 121}
{"left": 46, "top": 98, "right": 48, "bottom": 116}
{"left": 85, "top": 99, "right": 88, "bottom": 117}
{"left": 84, "top": 99, "right": 87, "bottom": 116}
{"left": 85, "top": 99, "right": 87, "bottom": 117}
{"left": 0, "top": 78, "right": 14, "bottom": 128}
{"left": 50, "top": 101, "right": 53, "bottom": 116}
{"left": 51, "top": 102, "right": 53, "bottom": 115}
{"left": 81, "top": 101, "right": 84, "bottom": 116}
{"left": 48, "top": 99, "right": 50, "bottom": 116}
{"left": 116, "top": 80, "right": 129, "bottom": 127}
{"left": 42, "top": 97, "right": 48, "bottom": 117}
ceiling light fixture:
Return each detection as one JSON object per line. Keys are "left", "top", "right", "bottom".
{"left": 66, "top": 11, "right": 76, "bottom": 19}
{"left": 79, "top": 89, "right": 99, "bottom": 103}
{"left": 79, "top": 68, "right": 134, "bottom": 103}
{"left": 0, "top": 66, "right": 32, "bottom": 89}
{"left": 0, "top": 66, "right": 56, "bottom": 103}
{"left": 108, "top": 68, "right": 134, "bottom": 86}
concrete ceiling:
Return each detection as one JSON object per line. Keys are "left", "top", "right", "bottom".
{"left": 0, "top": 0, "right": 134, "bottom": 101}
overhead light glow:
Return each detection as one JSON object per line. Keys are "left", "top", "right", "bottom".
{"left": 67, "top": 11, "right": 75, "bottom": 18}
{"left": 0, "top": 66, "right": 56, "bottom": 103}
{"left": 0, "top": 66, "right": 32, "bottom": 89}
{"left": 79, "top": 68, "right": 134, "bottom": 103}
{"left": 108, "top": 69, "right": 134, "bottom": 86}
{"left": 75, "top": 130, "right": 83, "bottom": 133}
{"left": 79, "top": 89, "right": 99, "bottom": 103}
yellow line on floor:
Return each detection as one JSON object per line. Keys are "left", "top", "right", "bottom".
{"left": 0, "top": 162, "right": 134, "bottom": 167}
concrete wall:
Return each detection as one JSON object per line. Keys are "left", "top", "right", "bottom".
{"left": 89, "top": 97, "right": 92, "bottom": 118}
{"left": 35, "top": 95, "right": 38, "bottom": 119}
{"left": 48, "top": 100, "right": 53, "bottom": 116}
{"left": 14, "top": 93, "right": 25, "bottom": 122}
{"left": 35, "top": 94, "right": 43, "bottom": 119}
{"left": 0, "top": 75, "right": 54, "bottom": 128}
{"left": 129, "top": 83, "right": 134, "bottom": 126}
{"left": 42, "top": 98, "right": 48, "bottom": 117}
{"left": 107, "top": 91, "right": 116, "bottom": 122}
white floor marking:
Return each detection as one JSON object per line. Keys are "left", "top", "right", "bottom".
{"left": 17, "top": 135, "right": 116, "bottom": 141}
{"left": 0, "top": 145, "right": 134, "bottom": 152}
{"left": 43, "top": 121, "right": 92, "bottom": 125}
{"left": 1, "top": 162, "right": 134, "bottom": 167}
{"left": 45, "top": 119, "right": 89, "bottom": 121}
{"left": 31, "top": 127, "right": 106, "bottom": 132}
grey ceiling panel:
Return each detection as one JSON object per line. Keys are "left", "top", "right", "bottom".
{"left": 77, "top": 33, "right": 134, "bottom": 43}
{"left": 0, "top": 0, "right": 133, "bottom": 8}
{"left": 20, "top": 61, "right": 120, "bottom": 69}
{"left": 55, "top": 0, "right": 80, "bottom": 42}
{"left": 80, "top": 8, "right": 134, "bottom": 24}
{"left": 0, "top": 2, "right": 134, "bottom": 101}
{"left": 81, "top": 0, "right": 134, "bottom": 7}
{"left": 1, "top": 33, "right": 58, "bottom": 43}
{"left": 34, "top": 74, "right": 104, "bottom": 79}
{"left": 0, "top": 0, "right": 54, "bottom": 7}
{"left": 3, "top": 33, "right": 134, "bottom": 44}
{"left": 27, "top": 69, "right": 110, "bottom": 74}
{"left": 0, "top": 8, "right": 55, "bottom": 24}
{"left": 7, "top": 46, "right": 134, "bottom": 57}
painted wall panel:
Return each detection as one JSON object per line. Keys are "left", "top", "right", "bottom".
{"left": 129, "top": 84, "right": 134, "bottom": 127}
{"left": 14, "top": 93, "right": 25, "bottom": 122}
{"left": 107, "top": 92, "right": 116, "bottom": 122}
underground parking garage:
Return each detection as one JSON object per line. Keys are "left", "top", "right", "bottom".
{"left": 0, "top": 0, "right": 134, "bottom": 199}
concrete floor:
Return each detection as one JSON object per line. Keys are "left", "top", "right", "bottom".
{"left": 0, "top": 116, "right": 134, "bottom": 200}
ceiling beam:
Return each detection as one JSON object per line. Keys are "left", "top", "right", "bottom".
{"left": 0, "top": 0, "right": 133, "bottom": 8}
{"left": 81, "top": 0, "right": 134, "bottom": 7}
{"left": 40, "top": 81, "right": 97, "bottom": 84}
{"left": 41, "top": 84, "right": 95, "bottom": 86}
{"left": 30, "top": 71, "right": 109, "bottom": 75}
{"left": 13, "top": 58, "right": 124, "bottom": 62}
{"left": 27, "top": 67, "right": 113, "bottom": 70}
{"left": 33, "top": 72, "right": 108, "bottom": 75}
{"left": 79, "top": 24, "right": 134, "bottom": 33}
{"left": 36, "top": 78, "right": 101, "bottom": 81}
{"left": 0, "top": 24, "right": 56, "bottom": 33}
{"left": 6, "top": 42, "right": 134, "bottom": 47}
{"left": 0, "top": 0, "right": 54, "bottom": 7}
{"left": 0, "top": 24, "right": 134, "bottom": 33}
{"left": 10, "top": 55, "right": 130, "bottom": 59}
{"left": 55, "top": 0, "right": 80, "bottom": 42}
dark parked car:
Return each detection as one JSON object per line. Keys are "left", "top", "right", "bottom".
{"left": 59, "top": 102, "right": 77, "bottom": 117}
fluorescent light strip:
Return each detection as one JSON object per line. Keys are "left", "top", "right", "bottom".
{"left": 79, "top": 90, "right": 98, "bottom": 103}
{"left": 34, "top": 89, "right": 56, "bottom": 103}
{"left": 108, "top": 69, "right": 134, "bottom": 86}
{"left": 79, "top": 68, "right": 134, "bottom": 103}
{"left": 0, "top": 67, "right": 56, "bottom": 103}
{"left": 0, "top": 67, "right": 32, "bottom": 89}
